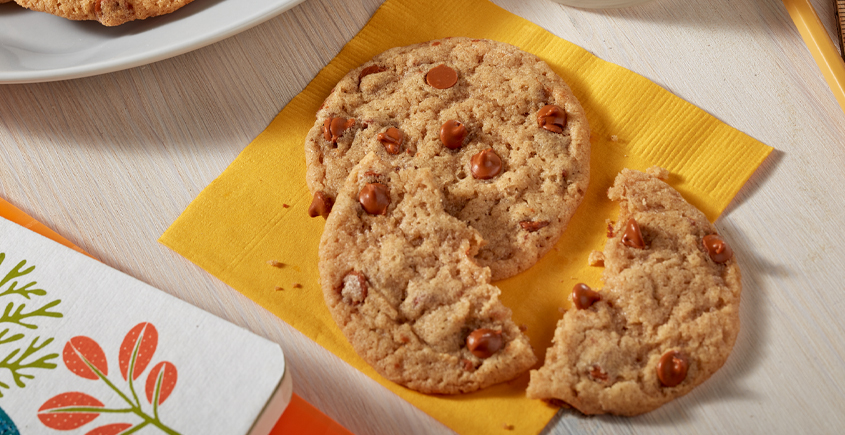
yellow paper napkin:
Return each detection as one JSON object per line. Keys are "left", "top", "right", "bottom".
{"left": 160, "top": 0, "right": 772, "bottom": 433}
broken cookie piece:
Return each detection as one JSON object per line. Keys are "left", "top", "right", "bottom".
{"left": 526, "top": 167, "right": 742, "bottom": 415}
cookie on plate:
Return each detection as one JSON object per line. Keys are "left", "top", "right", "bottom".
{"left": 15, "top": 0, "right": 194, "bottom": 26}
{"left": 306, "top": 37, "right": 590, "bottom": 280}
{"left": 319, "top": 153, "right": 536, "bottom": 394}
{"left": 526, "top": 167, "right": 742, "bottom": 415}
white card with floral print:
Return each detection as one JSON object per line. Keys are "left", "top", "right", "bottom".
{"left": 0, "top": 216, "right": 291, "bottom": 435}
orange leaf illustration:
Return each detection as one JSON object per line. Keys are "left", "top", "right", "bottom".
{"left": 63, "top": 336, "right": 108, "bottom": 380}
{"left": 145, "top": 361, "right": 177, "bottom": 405}
{"left": 38, "top": 392, "right": 103, "bottom": 430}
{"left": 119, "top": 322, "right": 158, "bottom": 381}
{"left": 85, "top": 423, "right": 133, "bottom": 435}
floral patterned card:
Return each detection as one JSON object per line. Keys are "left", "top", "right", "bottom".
{"left": 0, "top": 216, "right": 291, "bottom": 435}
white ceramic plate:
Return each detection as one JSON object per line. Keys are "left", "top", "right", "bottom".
{"left": 0, "top": 0, "right": 306, "bottom": 84}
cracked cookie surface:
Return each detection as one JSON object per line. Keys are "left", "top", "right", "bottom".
{"left": 15, "top": 0, "right": 194, "bottom": 26}
{"left": 319, "top": 153, "right": 536, "bottom": 394}
{"left": 526, "top": 167, "right": 742, "bottom": 415}
{"left": 306, "top": 37, "right": 590, "bottom": 280}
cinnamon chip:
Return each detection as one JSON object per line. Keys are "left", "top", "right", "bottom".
{"left": 519, "top": 220, "right": 550, "bottom": 232}
{"left": 359, "top": 65, "right": 386, "bottom": 82}
{"left": 621, "top": 218, "right": 646, "bottom": 249}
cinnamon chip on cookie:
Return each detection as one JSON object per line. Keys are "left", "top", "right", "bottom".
{"left": 318, "top": 153, "right": 536, "bottom": 394}
{"left": 527, "top": 167, "right": 742, "bottom": 415}
{"left": 305, "top": 37, "right": 590, "bottom": 280}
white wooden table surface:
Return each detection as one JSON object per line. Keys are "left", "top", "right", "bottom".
{"left": 2, "top": 0, "right": 845, "bottom": 433}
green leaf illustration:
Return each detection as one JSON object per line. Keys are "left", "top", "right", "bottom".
{"left": 0, "top": 336, "right": 59, "bottom": 397}
{"left": 0, "top": 258, "right": 41, "bottom": 298}
{"left": 0, "top": 328, "right": 24, "bottom": 345}
{"left": 0, "top": 253, "right": 63, "bottom": 399}
{"left": 0, "top": 299, "right": 63, "bottom": 329}
{"left": 0, "top": 279, "right": 46, "bottom": 299}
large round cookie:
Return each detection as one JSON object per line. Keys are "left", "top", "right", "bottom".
{"left": 526, "top": 167, "right": 742, "bottom": 415}
{"left": 306, "top": 37, "right": 590, "bottom": 280}
{"left": 14, "top": 0, "right": 193, "bottom": 26}
{"left": 319, "top": 153, "right": 536, "bottom": 394}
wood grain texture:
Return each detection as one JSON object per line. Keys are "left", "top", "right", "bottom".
{"left": 1, "top": 0, "right": 844, "bottom": 433}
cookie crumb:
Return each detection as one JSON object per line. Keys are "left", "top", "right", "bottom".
{"left": 275, "top": 286, "right": 284, "bottom": 291}
{"left": 283, "top": 204, "right": 290, "bottom": 208}
{"left": 503, "top": 424, "right": 514, "bottom": 431}
{"left": 558, "top": 307, "right": 566, "bottom": 314}
{"left": 267, "top": 260, "right": 285, "bottom": 268}
{"left": 292, "top": 283, "right": 303, "bottom": 289}
{"left": 519, "top": 324, "right": 528, "bottom": 332}
{"left": 609, "top": 135, "right": 618, "bottom": 142}
{"left": 646, "top": 166, "right": 669, "bottom": 180}
{"left": 588, "top": 250, "right": 605, "bottom": 267}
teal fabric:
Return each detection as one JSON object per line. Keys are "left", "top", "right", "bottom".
{"left": 0, "top": 407, "right": 19, "bottom": 435}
